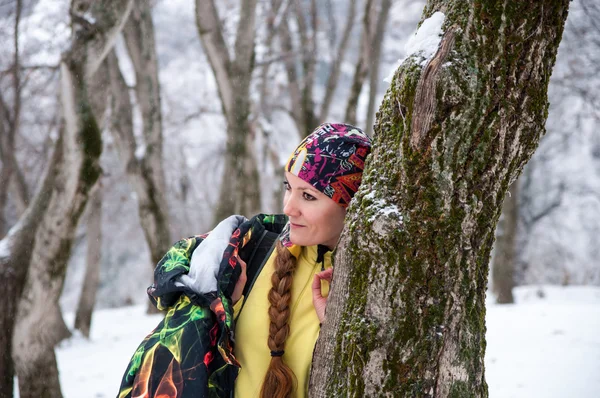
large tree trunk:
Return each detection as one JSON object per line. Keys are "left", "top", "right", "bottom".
{"left": 491, "top": 181, "right": 519, "bottom": 304}
{"left": 74, "top": 182, "right": 103, "bottom": 338}
{"left": 10, "top": 1, "right": 134, "bottom": 397}
{"left": 195, "top": 0, "right": 261, "bottom": 222}
{"left": 310, "top": 1, "right": 570, "bottom": 397}
{"left": 73, "top": 53, "right": 109, "bottom": 334}
{"left": 122, "top": 0, "right": 172, "bottom": 269}
{"left": 0, "top": 133, "right": 61, "bottom": 398}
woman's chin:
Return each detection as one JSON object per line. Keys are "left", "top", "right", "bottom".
{"left": 289, "top": 230, "right": 313, "bottom": 247}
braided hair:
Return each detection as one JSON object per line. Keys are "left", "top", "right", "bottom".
{"left": 259, "top": 241, "right": 298, "bottom": 398}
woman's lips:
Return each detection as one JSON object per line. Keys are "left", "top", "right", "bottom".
{"left": 290, "top": 222, "right": 305, "bottom": 228}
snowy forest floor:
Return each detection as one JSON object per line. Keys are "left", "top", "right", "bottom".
{"left": 15, "top": 285, "right": 600, "bottom": 397}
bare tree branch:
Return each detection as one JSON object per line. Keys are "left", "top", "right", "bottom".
{"left": 344, "top": 0, "right": 376, "bottom": 125}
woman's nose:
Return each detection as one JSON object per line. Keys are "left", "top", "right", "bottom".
{"left": 283, "top": 194, "right": 300, "bottom": 217}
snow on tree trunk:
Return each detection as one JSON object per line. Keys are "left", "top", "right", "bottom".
{"left": 309, "top": 1, "right": 570, "bottom": 397}
{"left": 10, "top": 1, "right": 134, "bottom": 397}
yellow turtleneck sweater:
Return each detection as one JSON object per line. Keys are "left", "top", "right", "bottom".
{"left": 233, "top": 244, "right": 331, "bottom": 398}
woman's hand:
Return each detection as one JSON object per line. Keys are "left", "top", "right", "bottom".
{"left": 231, "top": 256, "right": 247, "bottom": 305}
{"left": 312, "top": 268, "right": 333, "bottom": 324}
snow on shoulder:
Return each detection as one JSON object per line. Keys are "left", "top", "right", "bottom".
{"left": 384, "top": 11, "right": 446, "bottom": 83}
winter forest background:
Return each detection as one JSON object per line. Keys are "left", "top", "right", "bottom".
{"left": 0, "top": 0, "right": 599, "bottom": 397}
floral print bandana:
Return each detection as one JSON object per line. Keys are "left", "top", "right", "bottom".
{"left": 286, "top": 123, "right": 372, "bottom": 208}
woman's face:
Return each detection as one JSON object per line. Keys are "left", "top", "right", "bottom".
{"left": 283, "top": 171, "right": 346, "bottom": 249}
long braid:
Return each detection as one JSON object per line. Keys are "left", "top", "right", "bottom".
{"left": 260, "top": 241, "right": 298, "bottom": 398}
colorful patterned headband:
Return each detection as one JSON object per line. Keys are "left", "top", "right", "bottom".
{"left": 285, "top": 123, "right": 372, "bottom": 208}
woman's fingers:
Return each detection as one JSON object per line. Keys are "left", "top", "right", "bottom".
{"left": 317, "top": 267, "right": 333, "bottom": 282}
{"left": 312, "top": 268, "right": 333, "bottom": 324}
{"left": 312, "top": 273, "right": 323, "bottom": 299}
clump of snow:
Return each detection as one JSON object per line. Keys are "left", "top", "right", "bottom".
{"left": 366, "top": 197, "right": 404, "bottom": 224}
{"left": 384, "top": 11, "right": 446, "bottom": 83}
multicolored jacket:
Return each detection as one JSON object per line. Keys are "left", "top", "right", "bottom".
{"left": 118, "top": 214, "right": 288, "bottom": 398}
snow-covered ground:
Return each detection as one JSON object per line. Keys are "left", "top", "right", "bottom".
{"left": 17, "top": 285, "right": 600, "bottom": 397}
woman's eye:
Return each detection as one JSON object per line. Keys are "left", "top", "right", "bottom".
{"left": 303, "top": 192, "right": 316, "bottom": 201}
{"left": 283, "top": 181, "right": 291, "bottom": 190}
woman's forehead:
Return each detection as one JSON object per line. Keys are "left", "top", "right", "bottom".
{"left": 284, "top": 171, "right": 319, "bottom": 191}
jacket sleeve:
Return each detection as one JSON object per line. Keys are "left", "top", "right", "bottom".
{"left": 146, "top": 234, "right": 207, "bottom": 311}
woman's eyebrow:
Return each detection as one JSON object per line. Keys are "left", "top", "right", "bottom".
{"left": 286, "top": 180, "right": 317, "bottom": 193}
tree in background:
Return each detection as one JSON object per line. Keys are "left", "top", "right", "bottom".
{"left": 310, "top": 0, "right": 570, "bottom": 396}
{"left": 7, "top": 0, "right": 134, "bottom": 396}
{"left": 107, "top": 0, "right": 172, "bottom": 313}
{"left": 491, "top": 181, "right": 519, "bottom": 304}
{"left": 0, "top": 0, "right": 30, "bottom": 238}
{"left": 195, "top": 0, "right": 262, "bottom": 222}
{"left": 74, "top": 181, "right": 103, "bottom": 338}
{"left": 491, "top": 0, "right": 600, "bottom": 294}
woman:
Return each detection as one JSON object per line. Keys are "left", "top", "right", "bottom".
{"left": 118, "top": 123, "right": 371, "bottom": 398}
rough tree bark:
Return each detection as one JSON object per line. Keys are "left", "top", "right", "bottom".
{"left": 195, "top": 0, "right": 261, "bottom": 222}
{"left": 0, "top": 132, "right": 60, "bottom": 398}
{"left": 74, "top": 181, "right": 103, "bottom": 337}
{"left": 74, "top": 58, "right": 109, "bottom": 335}
{"left": 310, "top": 1, "right": 570, "bottom": 397}
{"left": 9, "top": 1, "right": 134, "bottom": 397}
{"left": 491, "top": 181, "right": 518, "bottom": 304}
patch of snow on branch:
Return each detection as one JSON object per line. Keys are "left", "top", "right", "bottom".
{"left": 135, "top": 144, "right": 146, "bottom": 160}
{"left": 384, "top": 11, "right": 446, "bottom": 83}
{"left": 0, "top": 239, "right": 10, "bottom": 259}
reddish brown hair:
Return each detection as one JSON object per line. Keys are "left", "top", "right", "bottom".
{"left": 260, "top": 241, "right": 298, "bottom": 398}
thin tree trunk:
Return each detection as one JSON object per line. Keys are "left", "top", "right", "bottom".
{"left": 344, "top": 0, "right": 376, "bottom": 125}
{"left": 491, "top": 181, "right": 518, "bottom": 304}
{"left": 319, "top": 0, "right": 357, "bottom": 122}
{"left": 365, "top": 0, "right": 392, "bottom": 135}
{"left": 0, "top": 0, "right": 26, "bottom": 238}
{"left": 74, "top": 182, "right": 103, "bottom": 338}
{"left": 11, "top": 1, "right": 134, "bottom": 397}
{"left": 0, "top": 122, "right": 12, "bottom": 238}
{"left": 293, "top": 0, "right": 318, "bottom": 135}
{"left": 310, "top": 1, "right": 570, "bottom": 396}
{"left": 278, "top": 18, "right": 303, "bottom": 130}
